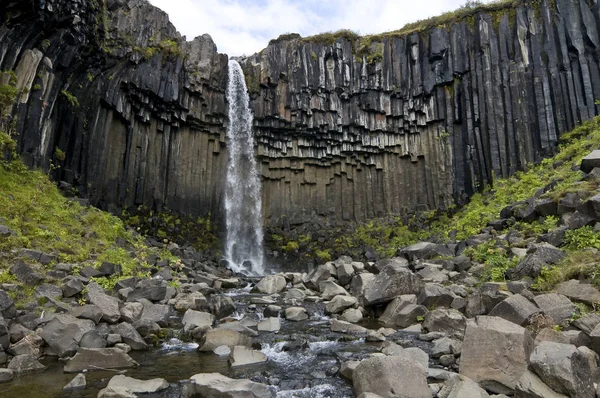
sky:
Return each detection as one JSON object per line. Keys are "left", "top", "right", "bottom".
{"left": 148, "top": 0, "right": 479, "bottom": 56}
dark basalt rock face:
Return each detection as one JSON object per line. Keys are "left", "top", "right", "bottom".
{"left": 1, "top": 0, "right": 600, "bottom": 227}
{"left": 0, "top": 0, "right": 228, "bottom": 218}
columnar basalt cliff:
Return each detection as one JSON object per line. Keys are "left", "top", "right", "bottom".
{"left": 1, "top": 0, "right": 599, "bottom": 228}
{"left": 0, "top": 0, "right": 228, "bottom": 217}
{"left": 244, "top": 0, "right": 600, "bottom": 225}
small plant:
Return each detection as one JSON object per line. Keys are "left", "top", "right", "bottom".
{"left": 33, "top": 84, "right": 41, "bottom": 91}
{"left": 283, "top": 241, "right": 299, "bottom": 252}
{"left": 564, "top": 226, "right": 600, "bottom": 250}
{"left": 61, "top": 90, "right": 80, "bottom": 107}
{"left": 315, "top": 249, "right": 332, "bottom": 262}
{"left": 54, "top": 147, "right": 66, "bottom": 162}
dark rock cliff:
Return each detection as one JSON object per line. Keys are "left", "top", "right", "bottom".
{"left": 1, "top": 0, "right": 599, "bottom": 228}
{"left": 244, "top": 0, "right": 600, "bottom": 225}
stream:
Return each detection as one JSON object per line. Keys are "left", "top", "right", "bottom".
{"left": 1, "top": 285, "right": 431, "bottom": 398}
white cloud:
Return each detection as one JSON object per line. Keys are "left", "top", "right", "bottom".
{"left": 149, "top": 0, "right": 480, "bottom": 56}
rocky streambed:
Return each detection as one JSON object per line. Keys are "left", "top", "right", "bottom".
{"left": 1, "top": 244, "right": 600, "bottom": 398}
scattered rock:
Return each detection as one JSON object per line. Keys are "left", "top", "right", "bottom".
{"left": 98, "top": 375, "right": 169, "bottom": 398}
{"left": 438, "top": 375, "right": 490, "bottom": 398}
{"left": 111, "top": 322, "right": 148, "bottom": 351}
{"left": 529, "top": 341, "right": 595, "bottom": 398}
{"left": 488, "top": 294, "right": 540, "bottom": 326}
{"left": 257, "top": 317, "right": 280, "bottom": 332}
{"left": 0, "top": 368, "right": 14, "bottom": 383}
{"left": 423, "top": 309, "right": 466, "bottom": 339}
{"left": 363, "top": 264, "right": 423, "bottom": 306}
{"left": 63, "top": 348, "right": 138, "bottom": 373}
{"left": 182, "top": 310, "right": 214, "bottom": 332}
{"left": 533, "top": 293, "right": 576, "bottom": 325}
{"left": 460, "top": 316, "right": 534, "bottom": 394}
{"left": 86, "top": 282, "right": 121, "bottom": 323}
{"left": 285, "top": 307, "right": 308, "bottom": 321}
{"left": 325, "top": 295, "right": 357, "bottom": 314}
{"left": 8, "top": 354, "right": 46, "bottom": 374}
{"left": 198, "top": 329, "right": 253, "bottom": 352}
{"left": 353, "top": 356, "right": 431, "bottom": 398}
{"left": 185, "top": 372, "right": 272, "bottom": 398}
{"left": 229, "top": 346, "right": 268, "bottom": 367}
{"left": 555, "top": 280, "right": 600, "bottom": 306}
{"left": 63, "top": 373, "right": 86, "bottom": 391}
{"left": 255, "top": 275, "right": 286, "bottom": 294}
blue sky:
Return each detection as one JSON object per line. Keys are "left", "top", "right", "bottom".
{"left": 149, "top": 0, "right": 480, "bottom": 56}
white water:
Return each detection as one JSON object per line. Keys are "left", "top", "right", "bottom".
{"left": 224, "top": 60, "right": 265, "bottom": 276}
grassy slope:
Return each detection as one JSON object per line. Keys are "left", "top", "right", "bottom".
{"left": 328, "top": 117, "right": 600, "bottom": 289}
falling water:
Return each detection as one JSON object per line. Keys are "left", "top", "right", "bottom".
{"left": 224, "top": 60, "right": 265, "bottom": 276}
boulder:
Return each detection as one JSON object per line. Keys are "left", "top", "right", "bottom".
{"left": 590, "top": 323, "right": 600, "bottom": 354}
{"left": 63, "top": 373, "right": 86, "bottom": 391}
{"left": 325, "top": 295, "right": 357, "bottom": 314}
{"left": 340, "top": 360, "right": 360, "bottom": 380}
{"left": 431, "top": 337, "right": 462, "bottom": 358}
{"left": 86, "top": 282, "right": 121, "bottom": 323}
{"left": 111, "top": 322, "right": 148, "bottom": 350}
{"left": 63, "top": 347, "right": 138, "bottom": 373}
{"left": 350, "top": 273, "right": 376, "bottom": 303}
{"left": 98, "top": 375, "right": 169, "bottom": 398}
{"left": 555, "top": 280, "right": 600, "bottom": 306}
{"left": 7, "top": 333, "right": 44, "bottom": 357}
{"left": 185, "top": 373, "right": 272, "bottom": 398}
{"left": 320, "top": 281, "right": 349, "bottom": 300}
{"left": 423, "top": 309, "right": 466, "bottom": 339}
{"left": 70, "top": 305, "right": 103, "bottom": 324}
{"left": 8, "top": 354, "right": 46, "bottom": 374}
{"left": 198, "top": 329, "right": 253, "bottom": 352}
{"left": 302, "top": 263, "right": 332, "bottom": 290}
{"left": 197, "top": 295, "right": 236, "bottom": 319}
{"left": 284, "top": 307, "right": 308, "bottom": 321}
{"left": 507, "top": 244, "right": 566, "bottom": 280}
{"left": 0, "top": 290, "right": 17, "bottom": 319}
{"left": 417, "top": 283, "right": 455, "bottom": 308}
{"left": 488, "top": 294, "right": 540, "bottom": 326}
{"left": 515, "top": 369, "right": 568, "bottom": 398}
{"left": 41, "top": 315, "right": 95, "bottom": 358}
{"left": 229, "top": 346, "right": 268, "bottom": 367}
{"left": 62, "top": 277, "right": 84, "bottom": 298}
{"left": 127, "top": 279, "right": 167, "bottom": 302}
{"left": 363, "top": 265, "right": 423, "bottom": 306}
{"left": 401, "top": 241, "right": 449, "bottom": 261}
{"left": 580, "top": 150, "right": 600, "bottom": 173}
{"left": 381, "top": 303, "right": 427, "bottom": 328}
{"left": 460, "top": 316, "right": 534, "bottom": 394}
{"left": 255, "top": 275, "right": 286, "bottom": 294}
{"left": 337, "top": 263, "right": 355, "bottom": 285}
{"left": 438, "top": 375, "right": 490, "bottom": 398}
{"left": 119, "top": 302, "right": 144, "bottom": 323}
{"left": 529, "top": 341, "right": 595, "bottom": 398}
{"left": 139, "top": 300, "right": 171, "bottom": 327}
{"left": 79, "top": 330, "right": 107, "bottom": 349}
{"left": 532, "top": 294, "right": 576, "bottom": 325}
{"left": 341, "top": 308, "right": 363, "bottom": 323}
{"left": 182, "top": 310, "right": 214, "bottom": 332}
{"left": 353, "top": 356, "right": 431, "bottom": 398}
{"left": 257, "top": 317, "right": 280, "bottom": 332}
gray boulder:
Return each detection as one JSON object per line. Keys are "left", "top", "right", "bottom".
{"left": 378, "top": 295, "right": 417, "bottom": 325}
{"left": 185, "top": 373, "right": 272, "bottom": 398}
{"left": 460, "top": 316, "right": 534, "bottom": 394}
{"left": 285, "top": 307, "right": 308, "bottom": 321}
{"left": 423, "top": 308, "right": 466, "bottom": 339}
{"left": 111, "top": 322, "right": 148, "bottom": 350}
{"left": 353, "top": 356, "right": 431, "bottom": 398}
{"left": 255, "top": 275, "right": 286, "bottom": 294}
{"left": 325, "top": 295, "right": 357, "bottom": 314}
{"left": 63, "top": 373, "right": 86, "bottom": 391}
{"left": 229, "top": 346, "right": 268, "bottom": 367}
{"left": 257, "top": 317, "right": 280, "bottom": 332}
{"left": 438, "top": 375, "right": 490, "bottom": 398}
{"left": 86, "top": 282, "right": 121, "bottom": 323}
{"left": 303, "top": 263, "right": 333, "bottom": 290}
{"left": 555, "top": 280, "right": 600, "bottom": 306}
{"left": 182, "top": 310, "right": 214, "bottom": 332}
{"left": 41, "top": 315, "right": 95, "bottom": 358}
{"left": 533, "top": 294, "right": 576, "bottom": 325}
{"left": 79, "top": 330, "right": 107, "bottom": 349}
{"left": 529, "top": 341, "right": 595, "bottom": 398}
{"left": 63, "top": 347, "right": 138, "bottom": 373}
{"left": 580, "top": 150, "right": 600, "bottom": 173}
{"left": 507, "top": 244, "right": 566, "bottom": 280}
{"left": 198, "top": 329, "right": 253, "bottom": 352}
{"left": 7, "top": 333, "right": 44, "bottom": 357}
{"left": 8, "top": 354, "right": 46, "bottom": 374}
{"left": 488, "top": 294, "right": 540, "bottom": 326}
{"left": 320, "top": 280, "right": 350, "bottom": 299}
{"left": 98, "top": 375, "right": 169, "bottom": 397}
{"left": 515, "top": 370, "right": 568, "bottom": 398}
{"left": 417, "top": 283, "right": 455, "bottom": 308}
{"left": 0, "top": 290, "right": 16, "bottom": 319}
{"left": 363, "top": 265, "right": 423, "bottom": 306}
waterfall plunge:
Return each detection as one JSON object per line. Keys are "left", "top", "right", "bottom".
{"left": 224, "top": 60, "right": 265, "bottom": 276}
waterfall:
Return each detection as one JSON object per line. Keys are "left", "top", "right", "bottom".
{"left": 224, "top": 60, "right": 265, "bottom": 276}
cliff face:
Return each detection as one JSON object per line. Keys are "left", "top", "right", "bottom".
{"left": 244, "top": 0, "right": 600, "bottom": 225}
{"left": 1, "top": 0, "right": 600, "bottom": 228}
{"left": 1, "top": 0, "right": 228, "bottom": 218}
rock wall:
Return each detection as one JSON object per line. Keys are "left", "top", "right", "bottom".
{"left": 1, "top": 0, "right": 600, "bottom": 228}
{"left": 0, "top": 0, "right": 229, "bottom": 218}
{"left": 244, "top": 0, "right": 600, "bottom": 225}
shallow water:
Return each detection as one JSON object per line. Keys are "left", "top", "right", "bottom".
{"left": 1, "top": 290, "right": 430, "bottom": 398}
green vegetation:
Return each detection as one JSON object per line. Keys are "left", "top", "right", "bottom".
{"left": 61, "top": 90, "right": 80, "bottom": 107}
{"left": 133, "top": 38, "right": 182, "bottom": 62}
{"left": 54, "top": 147, "right": 66, "bottom": 162}
{"left": 532, "top": 251, "right": 600, "bottom": 291}
{"left": 283, "top": 241, "right": 299, "bottom": 253}
{"left": 302, "top": 29, "right": 360, "bottom": 46}
{"left": 269, "top": 33, "right": 301, "bottom": 46}
{"left": 463, "top": 240, "right": 518, "bottom": 282}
